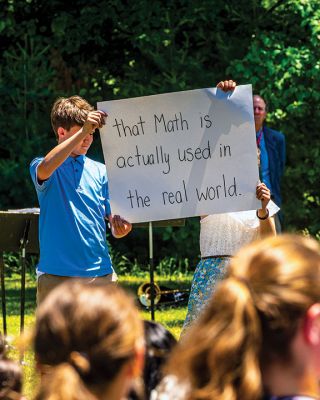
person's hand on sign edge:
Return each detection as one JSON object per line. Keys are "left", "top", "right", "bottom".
{"left": 256, "top": 182, "right": 271, "bottom": 214}
{"left": 109, "top": 214, "right": 132, "bottom": 238}
{"left": 216, "top": 80, "right": 236, "bottom": 92}
{"left": 83, "top": 110, "right": 107, "bottom": 136}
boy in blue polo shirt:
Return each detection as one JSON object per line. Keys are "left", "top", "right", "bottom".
{"left": 30, "top": 95, "right": 132, "bottom": 303}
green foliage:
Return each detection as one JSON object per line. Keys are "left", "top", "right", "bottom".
{"left": 107, "top": 217, "right": 200, "bottom": 272}
{"left": 0, "top": 0, "right": 319, "bottom": 264}
{"left": 0, "top": 32, "right": 56, "bottom": 208}
{"left": 227, "top": 0, "right": 320, "bottom": 234}
{"left": 3, "top": 253, "right": 37, "bottom": 278}
{"left": 108, "top": 221, "right": 198, "bottom": 275}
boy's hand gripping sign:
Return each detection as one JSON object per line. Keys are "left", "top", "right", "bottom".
{"left": 98, "top": 85, "right": 259, "bottom": 223}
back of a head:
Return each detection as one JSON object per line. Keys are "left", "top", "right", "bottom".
{"left": 50, "top": 95, "right": 93, "bottom": 137}
{"left": 143, "top": 321, "right": 177, "bottom": 398}
{"left": 229, "top": 234, "right": 320, "bottom": 361}
{"left": 166, "top": 234, "right": 320, "bottom": 400}
{"left": 34, "top": 280, "right": 143, "bottom": 400}
{"left": 0, "top": 359, "right": 23, "bottom": 400}
{"left": 0, "top": 332, "right": 23, "bottom": 400}
{"left": 128, "top": 321, "right": 177, "bottom": 400}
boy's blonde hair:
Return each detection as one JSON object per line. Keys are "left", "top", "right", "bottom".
{"left": 51, "top": 96, "right": 94, "bottom": 139}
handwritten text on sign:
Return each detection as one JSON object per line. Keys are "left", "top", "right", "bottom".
{"left": 98, "top": 85, "right": 260, "bottom": 223}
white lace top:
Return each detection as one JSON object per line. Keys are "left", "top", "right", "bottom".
{"left": 200, "top": 201, "right": 279, "bottom": 257}
{"left": 151, "top": 375, "right": 189, "bottom": 400}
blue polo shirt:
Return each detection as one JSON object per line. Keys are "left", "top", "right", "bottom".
{"left": 30, "top": 155, "right": 113, "bottom": 277}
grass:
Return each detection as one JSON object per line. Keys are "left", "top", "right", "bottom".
{"left": 1, "top": 272, "right": 192, "bottom": 398}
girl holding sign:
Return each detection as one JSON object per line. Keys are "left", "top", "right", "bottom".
{"left": 182, "top": 80, "right": 279, "bottom": 332}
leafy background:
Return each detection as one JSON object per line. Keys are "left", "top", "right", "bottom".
{"left": 0, "top": 0, "right": 319, "bottom": 269}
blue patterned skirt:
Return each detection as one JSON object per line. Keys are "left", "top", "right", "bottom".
{"left": 182, "top": 257, "right": 231, "bottom": 332}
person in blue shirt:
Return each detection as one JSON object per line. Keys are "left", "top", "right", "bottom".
{"left": 254, "top": 94, "right": 286, "bottom": 231}
{"left": 30, "top": 95, "right": 132, "bottom": 304}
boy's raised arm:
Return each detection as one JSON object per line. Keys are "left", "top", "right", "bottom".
{"left": 37, "top": 111, "right": 106, "bottom": 181}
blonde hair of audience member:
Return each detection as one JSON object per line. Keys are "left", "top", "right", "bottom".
{"left": 33, "top": 281, "right": 144, "bottom": 400}
{"left": 165, "top": 234, "right": 320, "bottom": 400}
{"left": 0, "top": 359, "right": 23, "bottom": 400}
{"left": 0, "top": 333, "right": 24, "bottom": 400}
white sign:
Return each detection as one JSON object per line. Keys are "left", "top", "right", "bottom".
{"left": 98, "top": 85, "right": 260, "bottom": 223}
